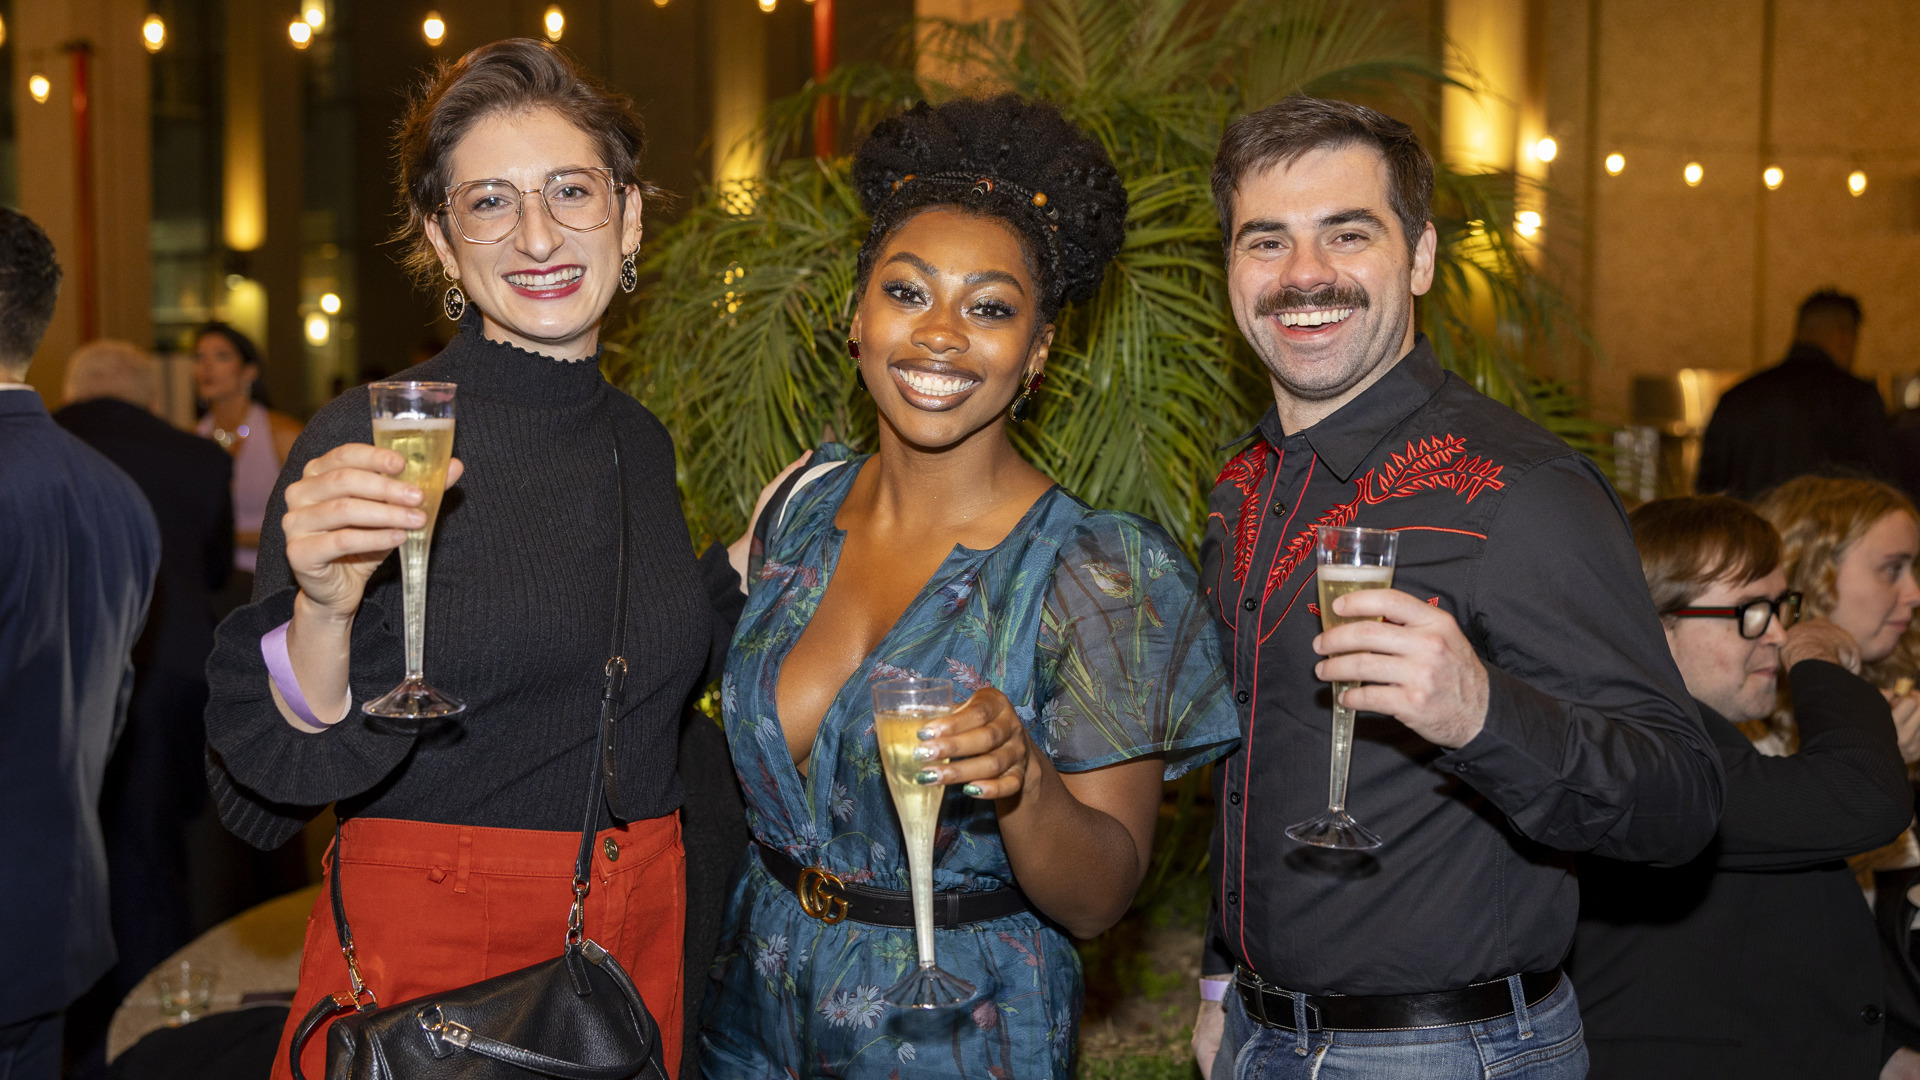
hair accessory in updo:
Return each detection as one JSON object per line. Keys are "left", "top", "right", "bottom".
{"left": 852, "top": 95, "right": 1127, "bottom": 318}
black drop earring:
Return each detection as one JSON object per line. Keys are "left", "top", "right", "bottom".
{"left": 1009, "top": 370, "right": 1045, "bottom": 422}
{"left": 849, "top": 339, "right": 867, "bottom": 391}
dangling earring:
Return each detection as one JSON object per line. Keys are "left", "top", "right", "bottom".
{"left": 1009, "top": 370, "right": 1045, "bottom": 422}
{"left": 848, "top": 339, "right": 867, "bottom": 391}
{"left": 442, "top": 266, "right": 466, "bottom": 322}
{"left": 619, "top": 248, "right": 639, "bottom": 294}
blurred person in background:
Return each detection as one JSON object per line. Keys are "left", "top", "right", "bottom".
{"left": 0, "top": 210, "right": 159, "bottom": 1080}
{"left": 1697, "top": 290, "right": 1897, "bottom": 501}
{"left": 192, "top": 322, "right": 302, "bottom": 614}
{"left": 54, "top": 340, "right": 233, "bottom": 1024}
{"left": 1570, "top": 495, "right": 1916, "bottom": 1079}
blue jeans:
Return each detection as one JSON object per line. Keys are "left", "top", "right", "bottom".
{"left": 1215, "top": 975, "right": 1588, "bottom": 1080}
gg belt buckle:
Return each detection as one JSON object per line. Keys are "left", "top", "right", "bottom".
{"left": 797, "top": 865, "right": 849, "bottom": 924}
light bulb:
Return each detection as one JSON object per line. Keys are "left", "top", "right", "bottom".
{"left": 544, "top": 5, "right": 564, "bottom": 40}
{"left": 28, "top": 73, "right": 49, "bottom": 104}
{"left": 758, "top": 0, "right": 777, "bottom": 11}
{"left": 302, "top": 2, "right": 326, "bottom": 31}
{"left": 1763, "top": 165, "right": 1783, "bottom": 190}
{"left": 142, "top": 14, "right": 166, "bottom": 52}
{"left": 1604, "top": 152, "right": 1625, "bottom": 176}
{"left": 423, "top": 11, "right": 445, "bottom": 45}
{"left": 1515, "top": 210, "right": 1542, "bottom": 238}
{"left": 319, "top": 292, "right": 342, "bottom": 314}
{"left": 1849, "top": 170, "right": 1868, "bottom": 197}
{"left": 1684, "top": 161, "right": 1704, "bottom": 187}
{"left": 305, "top": 314, "right": 331, "bottom": 346}
{"left": 1532, "top": 138, "right": 1558, "bottom": 163}
{"left": 289, "top": 20, "right": 312, "bottom": 48}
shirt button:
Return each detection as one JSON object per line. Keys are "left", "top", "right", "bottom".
{"left": 1864, "top": 1005, "right": 1883, "bottom": 1024}
{"left": 1270, "top": 502, "right": 1286, "bottom": 516}
{"left": 1229, "top": 791, "right": 1242, "bottom": 805}
{"left": 1242, "top": 597, "right": 1257, "bottom": 611}
{"left": 1236, "top": 690, "right": 1250, "bottom": 704}
{"left": 1227, "top": 891, "right": 1239, "bottom": 905}
{"left": 1455, "top": 761, "right": 1472, "bottom": 772}
{"left": 603, "top": 837, "right": 620, "bottom": 861}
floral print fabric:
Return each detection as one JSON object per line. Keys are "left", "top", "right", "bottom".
{"left": 699, "top": 445, "right": 1238, "bottom": 1079}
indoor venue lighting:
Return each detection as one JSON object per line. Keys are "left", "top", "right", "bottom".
{"left": 0, "top": 14, "right": 9, "bottom": 49}
{"left": 1849, "top": 170, "right": 1868, "bottom": 196}
{"left": 1515, "top": 210, "right": 1541, "bottom": 238}
{"left": 320, "top": 292, "right": 342, "bottom": 314}
{"left": 1531, "top": 138, "right": 1557, "bottom": 163}
{"left": 1763, "top": 165, "right": 1783, "bottom": 190}
{"left": 305, "top": 314, "right": 331, "bottom": 347}
{"left": 423, "top": 11, "right": 446, "bottom": 45}
{"left": 28, "top": 73, "right": 49, "bottom": 104}
{"left": 289, "top": 20, "right": 313, "bottom": 48}
{"left": 653, "top": 0, "right": 669, "bottom": 6}
{"left": 759, "top": 0, "right": 777, "bottom": 11}
{"left": 1604, "top": 152, "right": 1625, "bottom": 175}
{"left": 302, "top": 2, "right": 326, "bottom": 31}
{"left": 142, "top": 14, "right": 166, "bottom": 52}
{"left": 1684, "top": 161, "right": 1704, "bottom": 187}
{"left": 544, "top": 5, "right": 565, "bottom": 40}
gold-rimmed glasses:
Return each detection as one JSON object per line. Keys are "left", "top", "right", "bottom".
{"left": 436, "top": 166, "right": 623, "bottom": 245}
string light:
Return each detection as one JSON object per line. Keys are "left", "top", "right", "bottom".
{"left": 1531, "top": 138, "right": 1557, "bottom": 163}
{"left": 320, "top": 293, "right": 342, "bottom": 314}
{"left": 1683, "top": 161, "right": 1704, "bottom": 187}
{"left": 1604, "top": 153, "right": 1625, "bottom": 176}
{"left": 302, "top": 2, "right": 326, "bottom": 31}
{"left": 1849, "top": 170, "right": 1868, "bottom": 197}
{"left": 289, "top": 20, "right": 313, "bottom": 48}
{"left": 543, "top": 5, "right": 564, "bottom": 40}
{"left": 653, "top": 0, "right": 668, "bottom": 6}
{"left": 1762, "top": 165, "right": 1783, "bottom": 190}
{"left": 142, "top": 14, "right": 166, "bottom": 52}
{"left": 758, "top": 0, "right": 777, "bottom": 11}
{"left": 304, "top": 314, "right": 331, "bottom": 346}
{"left": 28, "top": 73, "right": 49, "bottom": 104}
{"left": 1515, "top": 210, "right": 1542, "bottom": 238}
{"left": 423, "top": 11, "right": 445, "bottom": 45}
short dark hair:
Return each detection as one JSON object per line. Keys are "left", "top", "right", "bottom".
{"left": 1796, "top": 288, "right": 1862, "bottom": 331}
{"left": 393, "top": 38, "right": 662, "bottom": 288}
{"left": 0, "top": 209, "right": 62, "bottom": 372}
{"left": 1210, "top": 96, "right": 1433, "bottom": 254}
{"left": 1629, "top": 495, "right": 1783, "bottom": 615}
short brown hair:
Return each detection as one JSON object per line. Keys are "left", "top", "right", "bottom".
{"left": 1210, "top": 96, "right": 1433, "bottom": 254}
{"left": 1629, "top": 495, "right": 1783, "bottom": 615}
{"left": 392, "top": 39, "right": 662, "bottom": 287}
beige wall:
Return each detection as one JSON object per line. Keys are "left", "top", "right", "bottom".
{"left": 16, "top": 0, "right": 153, "bottom": 407}
{"left": 1538, "top": 0, "right": 1920, "bottom": 423}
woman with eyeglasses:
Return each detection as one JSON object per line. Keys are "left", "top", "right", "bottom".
{"left": 203, "top": 40, "right": 743, "bottom": 1080}
{"left": 1568, "top": 494, "right": 1913, "bottom": 1080}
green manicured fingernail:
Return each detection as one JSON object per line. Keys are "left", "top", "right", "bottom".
{"left": 915, "top": 769, "right": 941, "bottom": 785}
{"left": 912, "top": 745, "right": 938, "bottom": 762}
{"left": 962, "top": 783, "right": 984, "bottom": 797}
{"left": 917, "top": 727, "right": 936, "bottom": 740}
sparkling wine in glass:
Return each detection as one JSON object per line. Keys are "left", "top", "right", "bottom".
{"left": 872, "top": 677, "right": 975, "bottom": 1009}
{"left": 362, "top": 381, "right": 465, "bottom": 727}
{"left": 1286, "top": 525, "right": 1398, "bottom": 850}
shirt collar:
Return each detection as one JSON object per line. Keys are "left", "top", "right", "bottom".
{"left": 0, "top": 382, "right": 34, "bottom": 391}
{"left": 1254, "top": 333, "right": 1447, "bottom": 481}
{"left": 1782, "top": 342, "right": 1838, "bottom": 367}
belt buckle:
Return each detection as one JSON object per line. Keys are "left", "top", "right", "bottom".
{"left": 1237, "top": 967, "right": 1319, "bottom": 1032}
{"left": 797, "top": 866, "right": 849, "bottom": 924}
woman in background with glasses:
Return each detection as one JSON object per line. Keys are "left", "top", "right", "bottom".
{"left": 203, "top": 39, "right": 743, "bottom": 1080}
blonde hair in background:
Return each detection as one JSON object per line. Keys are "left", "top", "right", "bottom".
{"left": 63, "top": 339, "right": 158, "bottom": 410}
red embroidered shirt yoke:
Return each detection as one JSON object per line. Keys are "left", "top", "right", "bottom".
{"left": 1198, "top": 336, "right": 1724, "bottom": 997}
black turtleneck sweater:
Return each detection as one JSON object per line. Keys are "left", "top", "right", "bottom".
{"left": 205, "top": 317, "right": 723, "bottom": 844}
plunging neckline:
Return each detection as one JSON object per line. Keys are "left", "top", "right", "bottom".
{"left": 768, "top": 457, "right": 1060, "bottom": 786}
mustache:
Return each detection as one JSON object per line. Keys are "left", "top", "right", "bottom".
{"left": 1255, "top": 285, "right": 1370, "bottom": 318}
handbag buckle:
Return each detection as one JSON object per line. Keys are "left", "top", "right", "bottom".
{"left": 418, "top": 1005, "right": 473, "bottom": 1057}
{"left": 798, "top": 866, "right": 849, "bottom": 924}
{"left": 566, "top": 879, "right": 589, "bottom": 946}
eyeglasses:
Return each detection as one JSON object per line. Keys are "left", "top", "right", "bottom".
{"left": 436, "top": 167, "right": 620, "bottom": 245}
{"left": 1668, "top": 591, "right": 1803, "bottom": 639}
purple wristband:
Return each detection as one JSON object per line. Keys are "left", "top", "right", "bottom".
{"left": 262, "top": 620, "right": 335, "bottom": 727}
{"left": 1199, "top": 976, "right": 1230, "bottom": 1002}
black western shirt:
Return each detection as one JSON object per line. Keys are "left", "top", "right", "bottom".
{"left": 1199, "top": 337, "right": 1723, "bottom": 996}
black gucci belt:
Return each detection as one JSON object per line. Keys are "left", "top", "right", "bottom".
{"left": 755, "top": 840, "right": 1033, "bottom": 928}
{"left": 1235, "top": 966, "right": 1563, "bottom": 1032}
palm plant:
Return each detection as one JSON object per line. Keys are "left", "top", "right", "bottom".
{"left": 607, "top": 0, "right": 1596, "bottom": 553}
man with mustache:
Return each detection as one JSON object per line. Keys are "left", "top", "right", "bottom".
{"left": 1188, "top": 96, "right": 1724, "bottom": 1079}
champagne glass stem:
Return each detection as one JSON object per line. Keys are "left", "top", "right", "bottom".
{"left": 1327, "top": 687, "right": 1356, "bottom": 813}
{"left": 909, "top": 815, "right": 936, "bottom": 966}
{"left": 400, "top": 531, "right": 428, "bottom": 679}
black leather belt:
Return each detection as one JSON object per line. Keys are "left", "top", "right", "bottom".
{"left": 1235, "top": 966, "right": 1563, "bottom": 1032}
{"left": 756, "top": 840, "right": 1032, "bottom": 928}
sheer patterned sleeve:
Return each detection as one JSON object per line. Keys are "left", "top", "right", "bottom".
{"left": 1032, "top": 513, "right": 1239, "bottom": 778}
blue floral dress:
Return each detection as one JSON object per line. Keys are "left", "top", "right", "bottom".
{"left": 699, "top": 445, "right": 1239, "bottom": 1079}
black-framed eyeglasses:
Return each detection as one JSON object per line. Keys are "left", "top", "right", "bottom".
{"left": 436, "top": 166, "right": 621, "bottom": 245}
{"left": 1668, "top": 591, "right": 1803, "bottom": 639}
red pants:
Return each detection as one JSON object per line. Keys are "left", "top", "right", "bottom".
{"left": 272, "top": 814, "right": 685, "bottom": 1080}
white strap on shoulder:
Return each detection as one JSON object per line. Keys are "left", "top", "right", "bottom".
{"left": 774, "top": 460, "right": 848, "bottom": 534}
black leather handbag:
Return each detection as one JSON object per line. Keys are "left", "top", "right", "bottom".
{"left": 288, "top": 426, "right": 668, "bottom": 1080}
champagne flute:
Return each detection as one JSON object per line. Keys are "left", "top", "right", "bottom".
{"left": 1286, "top": 525, "right": 1398, "bottom": 850}
{"left": 873, "top": 677, "right": 975, "bottom": 1009}
{"left": 362, "top": 381, "right": 466, "bottom": 728}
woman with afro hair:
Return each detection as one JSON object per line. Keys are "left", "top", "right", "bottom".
{"left": 702, "top": 96, "right": 1239, "bottom": 1077}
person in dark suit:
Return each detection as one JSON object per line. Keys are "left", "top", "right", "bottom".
{"left": 0, "top": 211, "right": 159, "bottom": 1079}
{"left": 55, "top": 340, "right": 232, "bottom": 1005}
{"left": 1571, "top": 495, "right": 1917, "bottom": 1079}
{"left": 1696, "top": 290, "right": 1897, "bottom": 500}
